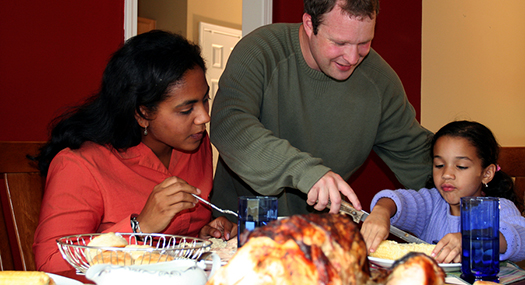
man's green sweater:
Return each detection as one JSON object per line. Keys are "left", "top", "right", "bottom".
{"left": 210, "top": 23, "right": 432, "bottom": 217}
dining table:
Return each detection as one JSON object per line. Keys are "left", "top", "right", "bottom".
{"left": 52, "top": 263, "right": 525, "bottom": 285}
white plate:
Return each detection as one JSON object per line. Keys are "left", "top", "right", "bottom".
{"left": 47, "top": 273, "right": 83, "bottom": 285}
{"left": 368, "top": 256, "right": 461, "bottom": 272}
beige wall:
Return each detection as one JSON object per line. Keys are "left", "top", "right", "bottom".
{"left": 138, "top": 0, "right": 188, "bottom": 36}
{"left": 138, "top": 0, "right": 242, "bottom": 42}
{"left": 421, "top": 0, "right": 525, "bottom": 146}
{"left": 187, "top": 0, "right": 242, "bottom": 42}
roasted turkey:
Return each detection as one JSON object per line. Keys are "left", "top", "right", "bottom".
{"left": 206, "top": 213, "right": 445, "bottom": 285}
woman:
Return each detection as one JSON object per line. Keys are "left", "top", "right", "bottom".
{"left": 33, "top": 30, "right": 236, "bottom": 273}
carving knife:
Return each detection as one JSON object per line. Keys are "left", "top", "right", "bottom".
{"left": 329, "top": 200, "right": 428, "bottom": 244}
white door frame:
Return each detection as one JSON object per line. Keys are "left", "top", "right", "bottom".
{"left": 242, "top": 0, "right": 272, "bottom": 36}
{"left": 123, "top": 0, "right": 272, "bottom": 40}
{"left": 124, "top": 0, "right": 138, "bottom": 40}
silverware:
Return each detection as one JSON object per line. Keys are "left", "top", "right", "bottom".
{"left": 192, "top": 194, "right": 238, "bottom": 217}
{"left": 329, "top": 200, "right": 428, "bottom": 244}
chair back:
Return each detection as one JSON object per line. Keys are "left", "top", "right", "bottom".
{"left": 498, "top": 147, "right": 525, "bottom": 213}
{"left": 498, "top": 147, "right": 525, "bottom": 269}
{"left": 0, "top": 141, "right": 46, "bottom": 271}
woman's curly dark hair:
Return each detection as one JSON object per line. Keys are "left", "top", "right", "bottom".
{"left": 35, "top": 30, "right": 205, "bottom": 175}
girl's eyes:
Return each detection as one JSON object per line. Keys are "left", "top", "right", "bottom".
{"left": 433, "top": 164, "right": 469, "bottom": 170}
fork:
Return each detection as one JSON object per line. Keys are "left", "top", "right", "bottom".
{"left": 192, "top": 194, "right": 238, "bottom": 217}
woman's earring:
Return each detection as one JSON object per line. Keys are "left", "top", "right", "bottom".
{"left": 484, "top": 182, "right": 488, "bottom": 188}
{"left": 144, "top": 126, "right": 148, "bottom": 136}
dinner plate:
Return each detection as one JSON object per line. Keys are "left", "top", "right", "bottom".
{"left": 47, "top": 273, "right": 83, "bottom": 285}
{"left": 368, "top": 256, "right": 461, "bottom": 272}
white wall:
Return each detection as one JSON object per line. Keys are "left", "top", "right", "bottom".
{"left": 421, "top": 0, "right": 525, "bottom": 146}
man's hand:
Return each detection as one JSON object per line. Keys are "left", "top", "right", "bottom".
{"left": 307, "top": 171, "right": 361, "bottom": 214}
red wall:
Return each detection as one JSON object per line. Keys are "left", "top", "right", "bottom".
{"left": 273, "top": 0, "right": 423, "bottom": 211}
{"left": 0, "top": 1, "right": 125, "bottom": 141}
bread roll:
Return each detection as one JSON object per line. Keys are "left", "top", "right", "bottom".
{"left": 124, "top": 244, "right": 156, "bottom": 260}
{"left": 133, "top": 252, "right": 175, "bottom": 265}
{"left": 369, "top": 240, "right": 436, "bottom": 260}
{"left": 90, "top": 250, "right": 134, "bottom": 266}
{"left": 85, "top": 232, "right": 128, "bottom": 262}
{"left": 88, "top": 232, "right": 128, "bottom": 247}
{"left": 0, "top": 271, "right": 55, "bottom": 285}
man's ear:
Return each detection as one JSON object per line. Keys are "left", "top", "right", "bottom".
{"left": 482, "top": 164, "right": 496, "bottom": 185}
{"left": 134, "top": 106, "right": 149, "bottom": 128}
{"left": 303, "top": 13, "right": 314, "bottom": 38}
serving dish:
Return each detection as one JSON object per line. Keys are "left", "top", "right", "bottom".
{"left": 47, "top": 273, "right": 83, "bottom": 285}
{"left": 368, "top": 256, "right": 461, "bottom": 272}
{"left": 86, "top": 254, "right": 221, "bottom": 285}
{"left": 57, "top": 233, "right": 211, "bottom": 274}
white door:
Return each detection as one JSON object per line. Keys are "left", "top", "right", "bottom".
{"left": 199, "top": 22, "right": 242, "bottom": 175}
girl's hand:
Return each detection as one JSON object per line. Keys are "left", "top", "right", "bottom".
{"left": 433, "top": 233, "right": 462, "bottom": 263}
{"left": 361, "top": 198, "right": 397, "bottom": 254}
{"left": 199, "top": 216, "right": 237, "bottom": 240}
{"left": 136, "top": 176, "right": 199, "bottom": 233}
{"left": 361, "top": 210, "right": 391, "bottom": 254}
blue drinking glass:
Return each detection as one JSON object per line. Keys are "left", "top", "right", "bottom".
{"left": 237, "top": 196, "right": 278, "bottom": 247}
{"left": 460, "top": 197, "right": 500, "bottom": 283}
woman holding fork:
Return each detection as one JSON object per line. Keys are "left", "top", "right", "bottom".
{"left": 33, "top": 30, "right": 236, "bottom": 273}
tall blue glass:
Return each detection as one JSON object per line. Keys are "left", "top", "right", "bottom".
{"left": 237, "top": 196, "right": 278, "bottom": 247}
{"left": 460, "top": 197, "right": 500, "bottom": 283}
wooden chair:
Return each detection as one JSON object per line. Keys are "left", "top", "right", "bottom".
{"left": 0, "top": 141, "right": 46, "bottom": 271}
{"left": 498, "top": 147, "right": 525, "bottom": 269}
{"left": 499, "top": 147, "right": 525, "bottom": 214}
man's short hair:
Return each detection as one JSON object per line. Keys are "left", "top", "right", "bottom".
{"left": 304, "top": 0, "right": 380, "bottom": 34}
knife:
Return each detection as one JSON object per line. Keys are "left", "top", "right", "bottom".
{"left": 329, "top": 200, "right": 428, "bottom": 244}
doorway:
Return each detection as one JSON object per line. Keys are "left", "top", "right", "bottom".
{"left": 199, "top": 22, "right": 242, "bottom": 175}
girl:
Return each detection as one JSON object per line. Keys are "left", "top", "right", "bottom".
{"left": 33, "top": 30, "right": 237, "bottom": 273}
{"left": 361, "top": 120, "right": 525, "bottom": 263}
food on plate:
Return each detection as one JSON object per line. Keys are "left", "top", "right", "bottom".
{"left": 206, "top": 213, "right": 446, "bottom": 285}
{"left": 385, "top": 252, "right": 445, "bottom": 285}
{"left": 0, "top": 271, "right": 56, "bottom": 285}
{"left": 369, "top": 240, "right": 436, "bottom": 260}
{"left": 209, "top": 237, "right": 228, "bottom": 249}
{"left": 90, "top": 250, "right": 134, "bottom": 266}
{"left": 209, "top": 237, "right": 237, "bottom": 262}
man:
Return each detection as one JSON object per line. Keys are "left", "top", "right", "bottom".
{"left": 210, "top": 0, "right": 432, "bottom": 217}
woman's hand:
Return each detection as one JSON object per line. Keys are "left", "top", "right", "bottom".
{"left": 433, "top": 233, "right": 462, "bottom": 263}
{"left": 136, "top": 176, "right": 199, "bottom": 233}
{"left": 199, "top": 216, "right": 237, "bottom": 240}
